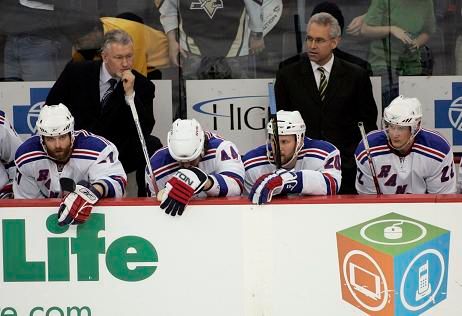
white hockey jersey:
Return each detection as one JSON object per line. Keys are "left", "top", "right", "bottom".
{"left": 14, "top": 130, "right": 127, "bottom": 199}
{"left": 0, "top": 111, "right": 22, "bottom": 189}
{"left": 243, "top": 137, "right": 342, "bottom": 195}
{"left": 355, "top": 129, "right": 456, "bottom": 194}
{"left": 146, "top": 132, "right": 245, "bottom": 197}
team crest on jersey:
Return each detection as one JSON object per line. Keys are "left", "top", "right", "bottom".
{"left": 190, "top": 0, "right": 224, "bottom": 19}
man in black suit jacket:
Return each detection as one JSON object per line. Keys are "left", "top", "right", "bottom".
{"left": 275, "top": 12, "right": 377, "bottom": 194}
{"left": 47, "top": 29, "right": 161, "bottom": 197}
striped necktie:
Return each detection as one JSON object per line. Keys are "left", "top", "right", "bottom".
{"left": 318, "top": 67, "right": 327, "bottom": 101}
{"left": 101, "top": 78, "right": 117, "bottom": 108}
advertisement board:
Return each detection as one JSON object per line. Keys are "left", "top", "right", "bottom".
{"left": 1, "top": 198, "right": 461, "bottom": 315}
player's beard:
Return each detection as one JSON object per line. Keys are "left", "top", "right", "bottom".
{"left": 49, "top": 146, "right": 72, "bottom": 163}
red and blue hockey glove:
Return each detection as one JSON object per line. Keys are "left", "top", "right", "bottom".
{"left": 249, "top": 169, "right": 298, "bottom": 205}
{"left": 0, "top": 183, "right": 13, "bottom": 199}
{"left": 58, "top": 181, "right": 101, "bottom": 226}
{"left": 160, "top": 167, "right": 208, "bottom": 216}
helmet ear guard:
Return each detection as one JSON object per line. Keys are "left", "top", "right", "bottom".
{"left": 168, "top": 119, "right": 205, "bottom": 162}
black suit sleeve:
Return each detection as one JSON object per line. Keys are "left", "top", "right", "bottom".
{"left": 356, "top": 69, "right": 378, "bottom": 133}
{"left": 275, "top": 68, "right": 292, "bottom": 111}
{"left": 133, "top": 77, "right": 155, "bottom": 137}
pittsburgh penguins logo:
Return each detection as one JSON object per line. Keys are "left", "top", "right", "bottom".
{"left": 190, "top": 0, "right": 224, "bottom": 19}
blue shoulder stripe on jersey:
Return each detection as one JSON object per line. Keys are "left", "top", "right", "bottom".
{"left": 213, "top": 173, "right": 229, "bottom": 196}
{"left": 245, "top": 160, "right": 270, "bottom": 171}
{"left": 150, "top": 147, "right": 177, "bottom": 171}
{"left": 414, "top": 129, "right": 451, "bottom": 155}
{"left": 303, "top": 137, "right": 337, "bottom": 153}
{"left": 243, "top": 145, "right": 267, "bottom": 162}
{"left": 17, "top": 155, "right": 48, "bottom": 168}
{"left": 73, "top": 131, "right": 109, "bottom": 152}
{"left": 15, "top": 136, "right": 43, "bottom": 160}
{"left": 70, "top": 154, "right": 98, "bottom": 161}
{"left": 411, "top": 148, "right": 444, "bottom": 163}
{"left": 359, "top": 149, "right": 390, "bottom": 165}
{"left": 207, "top": 135, "right": 225, "bottom": 149}
{"left": 355, "top": 130, "right": 387, "bottom": 156}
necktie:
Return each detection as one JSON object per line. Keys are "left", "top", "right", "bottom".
{"left": 318, "top": 67, "right": 327, "bottom": 101}
{"left": 101, "top": 78, "right": 117, "bottom": 108}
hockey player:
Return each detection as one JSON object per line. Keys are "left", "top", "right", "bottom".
{"left": 14, "top": 103, "right": 127, "bottom": 225}
{"left": 355, "top": 95, "right": 456, "bottom": 194}
{"left": 0, "top": 110, "right": 22, "bottom": 198}
{"left": 243, "top": 110, "right": 342, "bottom": 205}
{"left": 146, "top": 119, "right": 245, "bottom": 216}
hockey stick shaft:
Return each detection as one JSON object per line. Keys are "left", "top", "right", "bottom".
{"left": 127, "top": 97, "right": 159, "bottom": 195}
{"left": 358, "top": 122, "right": 382, "bottom": 195}
{"left": 268, "top": 82, "right": 282, "bottom": 168}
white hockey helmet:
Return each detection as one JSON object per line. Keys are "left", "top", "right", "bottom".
{"left": 36, "top": 103, "right": 75, "bottom": 138}
{"left": 383, "top": 95, "right": 422, "bottom": 137}
{"left": 168, "top": 119, "right": 205, "bottom": 162}
{"left": 266, "top": 110, "right": 306, "bottom": 166}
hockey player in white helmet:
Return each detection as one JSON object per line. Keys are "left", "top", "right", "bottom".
{"left": 355, "top": 95, "right": 456, "bottom": 194}
{"left": 14, "top": 103, "right": 127, "bottom": 225}
{"left": 0, "top": 110, "right": 22, "bottom": 199}
{"left": 243, "top": 110, "right": 342, "bottom": 205}
{"left": 146, "top": 118, "right": 245, "bottom": 216}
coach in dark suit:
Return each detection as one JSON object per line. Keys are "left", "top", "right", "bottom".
{"left": 275, "top": 12, "right": 377, "bottom": 194}
{"left": 47, "top": 29, "right": 161, "bottom": 196}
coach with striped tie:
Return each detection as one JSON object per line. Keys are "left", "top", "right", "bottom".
{"left": 275, "top": 12, "right": 377, "bottom": 194}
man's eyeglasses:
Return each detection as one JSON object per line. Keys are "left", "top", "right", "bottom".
{"left": 305, "top": 36, "right": 332, "bottom": 45}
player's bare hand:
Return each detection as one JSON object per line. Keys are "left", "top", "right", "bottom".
{"left": 390, "top": 26, "right": 413, "bottom": 45}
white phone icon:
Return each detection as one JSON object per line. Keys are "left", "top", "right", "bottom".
{"left": 415, "top": 260, "right": 432, "bottom": 301}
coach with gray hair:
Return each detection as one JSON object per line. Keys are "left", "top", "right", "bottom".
{"left": 47, "top": 29, "right": 162, "bottom": 197}
{"left": 274, "top": 12, "right": 377, "bottom": 194}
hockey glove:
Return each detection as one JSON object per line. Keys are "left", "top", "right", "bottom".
{"left": 58, "top": 181, "right": 101, "bottom": 226}
{"left": 249, "top": 169, "right": 298, "bottom": 205}
{"left": 0, "top": 183, "right": 13, "bottom": 199}
{"left": 160, "top": 167, "right": 208, "bottom": 216}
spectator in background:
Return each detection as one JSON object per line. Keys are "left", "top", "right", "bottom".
{"left": 72, "top": 13, "right": 170, "bottom": 79}
{"left": 156, "top": 0, "right": 265, "bottom": 118}
{"left": 361, "top": 0, "right": 436, "bottom": 107}
{"left": 0, "top": 0, "right": 68, "bottom": 81}
{"left": 243, "top": 110, "right": 341, "bottom": 205}
{"left": 14, "top": 104, "right": 127, "bottom": 225}
{"left": 355, "top": 96, "right": 456, "bottom": 194}
{"left": 46, "top": 30, "right": 161, "bottom": 197}
{"left": 455, "top": 0, "right": 462, "bottom": 74}
{"left": 147, "top": 119, "right": 244, "bottom": 216}
{"left": 275, "top": 12, "right": 377, "bottom": 194}
{"left": 0, "top": 110, "right": 22, "bottom": 199}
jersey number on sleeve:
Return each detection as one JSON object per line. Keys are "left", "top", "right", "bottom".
{"left": 441, "top": 163, "right": 454, "bottom": 183}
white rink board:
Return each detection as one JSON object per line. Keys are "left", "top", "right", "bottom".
{"left": 186, "top": 78, "right": 382, "bottom": 154}
{"left": 0, "top": 80, "right": 172, "bottom": 145}
{"left": 0, "top": 201, "right": 461, "bottom": 316}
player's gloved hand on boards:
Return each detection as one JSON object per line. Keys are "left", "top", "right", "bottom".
{"left": 58, "top": 181, "right": 101, "bottom": 226}
{"left": 160, "top": 167, "right": 208, "bottom": 216}
{"left": 0, "top": 182, "right": 13, "bottom": 199}
{"left": 249, "top": 169, "right": 298, "bottom": 205}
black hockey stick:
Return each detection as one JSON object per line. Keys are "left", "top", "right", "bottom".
{"left": 358, "top": 122, "right": 382, "bottom": 195}
{"left": 268, "top": 82, "right": 281, "bottom": 168}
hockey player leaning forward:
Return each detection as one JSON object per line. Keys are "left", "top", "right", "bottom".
{"left": 243, "top": 110, "right": 342, "bottom": 205}
{"left": 14, "top": 103, "right": 127, "bottom": 225}
{"left": 146, "top": 119, "right": 245, "bottom": 216}
{"left": 355, "top": 95, "right": 456, "bottom": 194}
